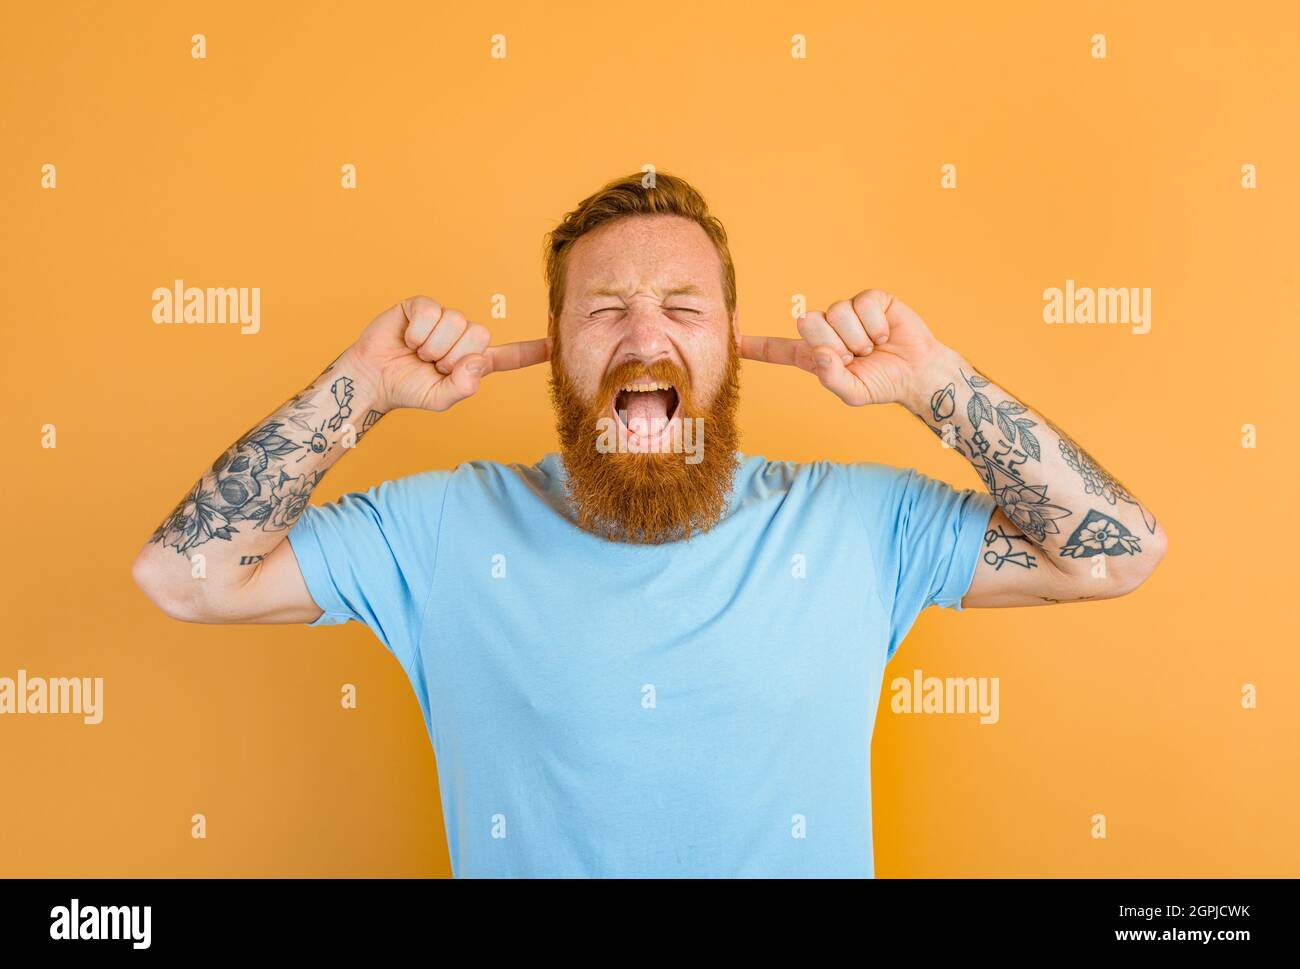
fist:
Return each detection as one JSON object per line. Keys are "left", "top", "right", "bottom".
{"left": 740, "top": 289, "right": 945, "bottom": 407}
{"left": 350, "top": 296, "right": 549, "bottom": 412}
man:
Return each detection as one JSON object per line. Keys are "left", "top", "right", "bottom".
{"left": 133, "top": 171, "right": 1167, "bottom": 877}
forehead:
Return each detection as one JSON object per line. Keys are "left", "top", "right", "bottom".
{"left": 564, "top": 214, "right": 723, "bottom": 299}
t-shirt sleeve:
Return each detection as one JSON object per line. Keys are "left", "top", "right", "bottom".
{"left": 285, "top": 470, "right": 451, "bottom": 672}
{"left": 844, "top": 461, "right": 997, "bottom": 663}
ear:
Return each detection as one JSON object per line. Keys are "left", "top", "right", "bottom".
{"left": 731, "top": 306, "right": 741, "bottom": 347}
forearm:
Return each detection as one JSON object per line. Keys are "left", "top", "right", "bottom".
{"left": 133, "top": 347, "right": 385, "bottom": 612}
{"left": 904, "top": 346, "right": 1167, "bottom": 586}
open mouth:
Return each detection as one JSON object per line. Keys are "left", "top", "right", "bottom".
{"left": 611, "top": 380, "right": 683, "bottom": 451}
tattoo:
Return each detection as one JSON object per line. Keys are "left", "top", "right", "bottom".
{"left": 995, "top": 482, "right": 1073, "bottom": 543}
{"left": 1057, "top": 436, "right": 1158, "bottom": 535}
{"left": 925, "top": 368, "right": 1074, "bottom": 545}
{"left": 1039, "top": 595, "right": 1097, "bottom": 604}
{"left": 929, "top": 368, "right": 1151, "bottom": 562}
{"left": 983, "top": 524, "right": 1039, "bottom": 570}
{"left": 356, "top": 408, "right": 385, "bottom": 442}
{"left": 1060, "top": 509, "right": 1142, "bottom": 558}
{"left": 935, "top": 366, "right": 1149, "bottom": 556}
{"left": 149, "top": 482, "right": 235, "bottom": 553}
{"left": 963, "top": 370, "right": 1040, "bottom": 460}
{"left": 325, "top": 377, "right": 354, "bottom": 432}
{"left": 282, "top": 377, "right": 357, "bottom": 464}
{"left": 985, "top": 433, "right": 1032, "bottom": 478}
{"left": 149, "top": 362, "right": 351, "bottom": 556}
{"left": 930, "top": 383, "right": 956, "bottom": 422}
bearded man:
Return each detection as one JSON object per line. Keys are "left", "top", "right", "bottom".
{"left": 133, "top": 171, "right": 1166, "bottom": 877}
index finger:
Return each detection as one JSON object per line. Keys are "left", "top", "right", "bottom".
{"left": 739, "top": 335, "right": 816, "bottom": 372}
{"left": 483, "top": 338, "right": 551, "bottom": 374}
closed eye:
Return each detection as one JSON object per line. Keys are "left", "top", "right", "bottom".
{"left": 591, "top": 306, "right": 702, "bottom": 316}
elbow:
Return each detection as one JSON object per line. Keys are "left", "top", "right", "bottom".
{"left": 131, "top": 548, "right": 211, "bottom": 623}
{"left": 1112, "top": 524, "right": 1169, "bottom": 597}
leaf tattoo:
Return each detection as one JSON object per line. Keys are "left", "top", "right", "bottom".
{"left": 1016, "top": 420, "right": 1041, "bottom": 461}
{"left": 994, "top": 400, "right": 1027, "bottom": 441}
{"left": 962, "top": 370, "right": 1041, "bottom": 462}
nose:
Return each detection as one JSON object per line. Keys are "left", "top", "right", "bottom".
{"left": 616, "top": 301, "right": 672, "bottom": 368}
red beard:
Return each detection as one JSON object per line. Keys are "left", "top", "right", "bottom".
{"left": 548, "top": 339, "right": 742, "bottom": 544}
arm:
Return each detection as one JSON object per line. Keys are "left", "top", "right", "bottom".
{"left": 132, "top": 348, "right": 384, "bottom": 624}
{"left": 739, "top": 288, "right": 1167, "bottom": 607}
{"left": 131, "top": 296, "right": 548, "bottom": 624}
{"left": 902, "top": 345, "right": 1167, "bottom": 606}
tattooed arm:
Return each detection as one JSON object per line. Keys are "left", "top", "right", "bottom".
{"left": 132, "top": 296, "right": 549, "bottom": 624}
{"left": 132, "top": 350, "right": 385, "bottom": 624}
{"left": 740, "top": 288, "right": 1167, "bottom": 607}
{"left": 907, "top": 347, "right": 1166, "bottom": 606}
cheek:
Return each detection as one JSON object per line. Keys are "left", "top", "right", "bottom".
{"left": 560, "top": 343, "right": 604, "bottom": 399}
{"left": 683, "top": 337, "right": 731, "bottom": 399}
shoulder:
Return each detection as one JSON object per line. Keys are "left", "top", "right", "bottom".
{"left": 417, "top": 454, "right": 565, "bottom": 515}
{"left": 301, "top": 467, "right": 454, "bottom": 534}
{"left": 737, "top": 455, "right": 915, "bottom": 497}
{"left": 370, "top": 466, "right": 455, "bottom": 510}
{"left": 745, "top": 459, "right": 932, "bottom": 539}
{"left": 835, "top": 460, "right": 920, "bottom": 499}
{"left": 382, "top": 457, "right": 545, "bottom": 495}
{"left": 727, "top": 455, "right": 914, "bottom": 517}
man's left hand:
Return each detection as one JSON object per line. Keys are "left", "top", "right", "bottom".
{"left": 739, "top": 289, "right": 952, "bottom": 410}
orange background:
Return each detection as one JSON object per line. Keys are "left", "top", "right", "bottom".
{"left": 2, "top": 0, "right": 1296, "bottom": 876}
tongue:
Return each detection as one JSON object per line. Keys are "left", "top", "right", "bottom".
{"left": 624, "top": 389, "right": 674, "bottom": 429}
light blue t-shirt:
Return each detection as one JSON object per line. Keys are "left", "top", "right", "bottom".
{"left": 287, "top": 451, "right": 995, "bottom": 878}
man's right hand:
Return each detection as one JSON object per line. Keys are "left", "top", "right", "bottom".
{"left": 350, "top": 296, "right": 551, "bottom": 413}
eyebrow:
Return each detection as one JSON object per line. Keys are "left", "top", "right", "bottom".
{"left": 586, "top": 283, "right": 706, "bottom": 298}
